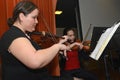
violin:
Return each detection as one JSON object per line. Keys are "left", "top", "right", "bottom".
{"left": 29, "top": 31, "right": 63, "bottom": 48}
{"left": 65, "top": 39, "right": 91, "bottom": 51}
{"left": 30, "top": 32, "right": 90, "bottom": 52}
{"left": 69, "top": 24, "right": 92, "bottom": 52}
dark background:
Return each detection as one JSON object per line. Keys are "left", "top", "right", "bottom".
{"left": 56, "top": 0, "right": 78, "bottom": 28}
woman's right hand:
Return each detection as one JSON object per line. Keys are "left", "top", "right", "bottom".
{"left": 58, "top": 44, "right": 68, "bottom": 58}
{"left": 57, "top": 35, "right": 69, "bottom": 58}
{"left": 58, "top": 44, "right": 67, "bottom": 51}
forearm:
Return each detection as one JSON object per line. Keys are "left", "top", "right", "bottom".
{"left": 69, "top": 43, "right": 76, "bottom": 49}
{"left": 34, "top": 44, "right": 61, "bottom": 68}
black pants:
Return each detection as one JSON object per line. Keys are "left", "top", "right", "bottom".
{"left": 61, "top": 68, "right": 98, "bottom": 80}
{"left": 51, "top": 75, "right": 74, "bottom": 80}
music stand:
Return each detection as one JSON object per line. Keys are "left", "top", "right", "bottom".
{"left": 90, "top": 26, "right": 120, "bottom": 80}
{"left": 90, "top": 27, "right": 108, "bottom": 54}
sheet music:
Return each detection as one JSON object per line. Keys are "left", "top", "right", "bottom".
{"left": 90, "top": 22, "right": 120, "bottom": 60}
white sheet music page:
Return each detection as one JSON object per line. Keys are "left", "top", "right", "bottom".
{"left": 90, "top": 22, "right": 120, "bottom": 60}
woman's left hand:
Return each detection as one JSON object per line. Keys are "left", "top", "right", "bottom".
{"left": 59, "top": 35, "right": 68, "bottom": 44}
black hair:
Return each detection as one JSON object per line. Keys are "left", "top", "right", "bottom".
{"left": 7, "top": 1, "right": 38, "bottom": 27}
{"left": 63, "top": 27, "right": 76, "bottom": 35}
{"left": 63, "top": 27, "right": 77, "bottom": 43}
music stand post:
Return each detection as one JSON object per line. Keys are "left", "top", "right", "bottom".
{"left": 103, "top": 51, "right": 110, "bottom": 80}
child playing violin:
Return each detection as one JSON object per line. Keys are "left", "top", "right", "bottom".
{"left": 60, "top": 27, "right": 98, "bottom": 80}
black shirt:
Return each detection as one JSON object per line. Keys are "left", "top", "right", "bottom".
{"left": 0, "top": 26, "right": 50, "bottom": 80}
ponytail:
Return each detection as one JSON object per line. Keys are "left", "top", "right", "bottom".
{"left": 7, "top": 18, "right": 14, "bottom": 27}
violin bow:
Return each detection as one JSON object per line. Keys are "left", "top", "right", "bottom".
{"left": 39, "top": 12, "right": 58, "bottom": 43}
{"left": 82, "top": 24, "right": 92, "bottom": 44}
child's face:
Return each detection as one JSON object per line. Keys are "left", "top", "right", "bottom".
{"left": 67, "top": 30, "right": 75, "bottom": 43}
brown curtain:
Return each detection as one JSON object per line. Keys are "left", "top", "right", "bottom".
{"left": 0, "top": 0, "right": 21, "bottom": 36}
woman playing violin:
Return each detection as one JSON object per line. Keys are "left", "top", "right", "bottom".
{"left": 0, "top": 1, "right": 74, "bottom": 80}
{"left": 60, "top": 27, "right": 98, "bottom": 80}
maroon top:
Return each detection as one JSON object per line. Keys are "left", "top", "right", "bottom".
{"left": 64, "top": 50, "right": 80, "bottom": 70}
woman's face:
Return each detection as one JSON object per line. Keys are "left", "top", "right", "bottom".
{"left": 22, "top": 9, "right": 39, "bottom": 32}
{"left": 67, "top": 30, "right": 75, "bottom": 43}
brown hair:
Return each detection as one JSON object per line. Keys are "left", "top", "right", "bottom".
{"left": 7, "top": 1, "right": 38, "bottom": 27}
